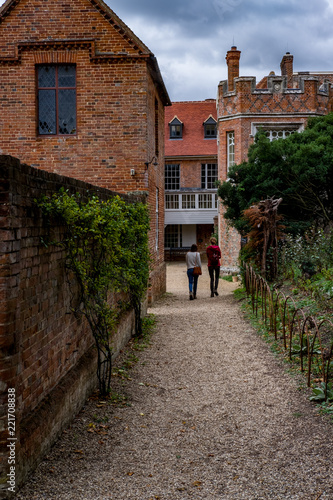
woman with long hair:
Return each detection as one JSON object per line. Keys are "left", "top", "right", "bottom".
{"left": 185, "top": 244, "right": 202, "bottom": 300}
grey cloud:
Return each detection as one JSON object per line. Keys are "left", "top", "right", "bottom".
{"left": 1, "top": 0, "right": 333, "bottom": 100}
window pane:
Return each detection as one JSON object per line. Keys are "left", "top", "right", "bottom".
{"left": 201, "top": 163, "right": 217, "bottom": 189}
{"left": 207, "top": 163, "right": 217, "bottom": 189}
{"left": 58, "top": 66, "right": 76, "bottom": 87}
{"left": 182, "top": 194, "right": 195, "bottom": 209}
{"left": 58, "top": 89, "right": 76, "bottom": 134}
{"left": 170, "top": 125, "right": 182, "bottom": 138}
{"left": 165, "top": 224, "right": 181, "bottom": 248}
{"left": 205, "top": 123, "right": 217, "bottom": 138}
{"left": 165, "top": 194, "right": 179, "bottom": 209}
{"left": 201, "top": 165, "right": 206, "bottom": 188}
{"left": 165, "top": 164, "right": 180, "bottom": 190}
{"left": 38, "top": 89, "right": 56, "bottom": 134}
{"left": 38, "top": 66, "right": 56, "bottom": 88}
{"left": 227, "top": 132, "right": 235, "bottom": 170}
{"left": 265, "top": 128, "right": 297, "bottom": 141}
{"left": 199, "top": 194, "right": 212, "bottom": 209}
{"left": 37, "top": 65, "right": 76, "bottom": 136}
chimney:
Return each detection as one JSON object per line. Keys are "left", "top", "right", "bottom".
{"left": 226, "top": 46, "right": 241, "bottom": 91}
{"left": 280, "top": 52, "right": 293, "bottom": 88}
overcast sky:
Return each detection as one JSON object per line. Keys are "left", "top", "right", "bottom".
{"left": 106, "top": 0, "right": 333, "bottom": 102}
{"left": 2, "top": 0, "right": 333, "bottom": 102}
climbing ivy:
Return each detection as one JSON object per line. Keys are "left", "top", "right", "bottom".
{"left": 36, "top": 189, "right": 150, "bottom": 396}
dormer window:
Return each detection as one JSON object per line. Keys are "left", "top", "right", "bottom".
{"left": 169, "top": 116, "right": 183, "bottom": 139}
{"left": 204, "top": 115, "right": 217, "bottom": 138}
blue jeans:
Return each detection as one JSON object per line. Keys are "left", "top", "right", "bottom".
{"left": 187, "top": 268, "right": 198, "bottom": 294}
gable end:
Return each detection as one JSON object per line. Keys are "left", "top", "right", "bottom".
{"left": 0, "top": 0, "right": 150, "bottom": 56}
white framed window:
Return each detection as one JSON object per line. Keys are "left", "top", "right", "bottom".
{"left": 199, "top": 194, "right": 213, "bottom": 209}
{"left": 201, "top": 163, "right": 218, "bottom": 189}
{"left": 265, "top": 129, "right": 296, "bottom": 141}
{"left": 251, "top": 122, "right": 303, "bottom": 141}
{"left": 227, "top": 131, "right": 235, "bottom": 171}
{"left": 182, "top": 194, "right": 196, "bottom": 209}
{"left": 165, "top": 194, "right": 179, "bottom": 209}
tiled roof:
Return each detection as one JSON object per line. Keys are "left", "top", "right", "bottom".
{"left": 165, "top": 100, "right": 217, "bottom": 157}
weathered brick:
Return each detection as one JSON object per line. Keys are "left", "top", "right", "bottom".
{"left": 0, "top": 0, "right": 169, "bottom": 305}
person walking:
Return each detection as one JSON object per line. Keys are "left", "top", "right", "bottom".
{"left": 185, "top": 244, "right": 202, "bottom": 300}
{"left": 206, "top": 237, "right": 221, "bottom": 297}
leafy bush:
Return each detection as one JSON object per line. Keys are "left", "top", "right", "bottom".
{"left": 280, "top": 227, "right": 333, "bottom": 281}
{"left": 310, "top": 382, "right": 333, "bottom": 402}
{"left": 36, "top": 189, "right": 150, "bottom": 396}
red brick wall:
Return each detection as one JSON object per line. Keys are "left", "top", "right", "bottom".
{"left": 197, "top": 224, "right": 215, "bottom": 256}
{"left": 218, "top": 207, "right": 241, "bottom": 268}
{"left": 146, "top": 74, "right": 166, "bottom": 301}
{"left": 0, "top": 156, "right": 145, "bottom": 496}
{"left": 180, "top": 159, "right": 202, "bottom": 188}
{"left": 0, "top": 0, "right": 168, "bottom": 303}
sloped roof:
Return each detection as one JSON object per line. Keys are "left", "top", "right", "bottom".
{"left": 165, "top": 100, "right": 218, "bottom": 158}
{"left": 0, "top": 0, "right": 147, "bottom": 52}
{"left": 0, "top": 0, "right": 170, "bottom": 105}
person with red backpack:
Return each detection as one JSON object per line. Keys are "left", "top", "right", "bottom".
{"left": 206, "top": 237, "right": 221, "bottom": 297}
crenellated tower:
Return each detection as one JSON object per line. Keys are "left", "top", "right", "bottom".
{"left": 217, "top": 46, "right": 333, "bottom": 267}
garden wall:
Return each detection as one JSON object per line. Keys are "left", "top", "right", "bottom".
{"left": 0, "top": 155, "right": 145, "bottom": 497}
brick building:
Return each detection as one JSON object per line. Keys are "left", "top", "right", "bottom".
{"left": 217, "top": 46, "right": 333, "bottom": 267}
{"left": 0, "top": 0, "right": 171, "bottom": 302}
{"left": 164, "top": 100, "right": 218, "bottom": 260}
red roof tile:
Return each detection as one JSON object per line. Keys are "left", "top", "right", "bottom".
{"left": 165, "top": 100, "right": 217, "bottom": 157}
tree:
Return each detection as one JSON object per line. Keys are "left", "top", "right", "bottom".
{"left": 217, "top": 113, "right": 333, "bottom": 235}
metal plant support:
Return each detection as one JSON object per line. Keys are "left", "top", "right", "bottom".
{"left": 244, "top": 263, "right": 333, "bottom": 401}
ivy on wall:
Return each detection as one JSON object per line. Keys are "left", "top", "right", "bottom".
{"left": 36, "top": 189, "right": 150, "bottom": 396}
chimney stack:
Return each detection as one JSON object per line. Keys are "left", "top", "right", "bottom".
{"left": 280, "top": 52, "right": 293, "bottom": 88}
{"left": 226, "top": 46, "right": 241, "bottom": 91}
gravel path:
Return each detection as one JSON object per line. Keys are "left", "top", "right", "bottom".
{"left": 15, "top": 262, "right": 333, "bottom": 500}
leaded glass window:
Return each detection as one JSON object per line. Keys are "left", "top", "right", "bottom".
{"left": 38, "top": 65, "right": 76, "bottom": 135}
{"left": 227, "top": 131, "right": 235, "bottom": 171}
{"left": 265, "top": 129, "right": 296, "bottom": 141}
